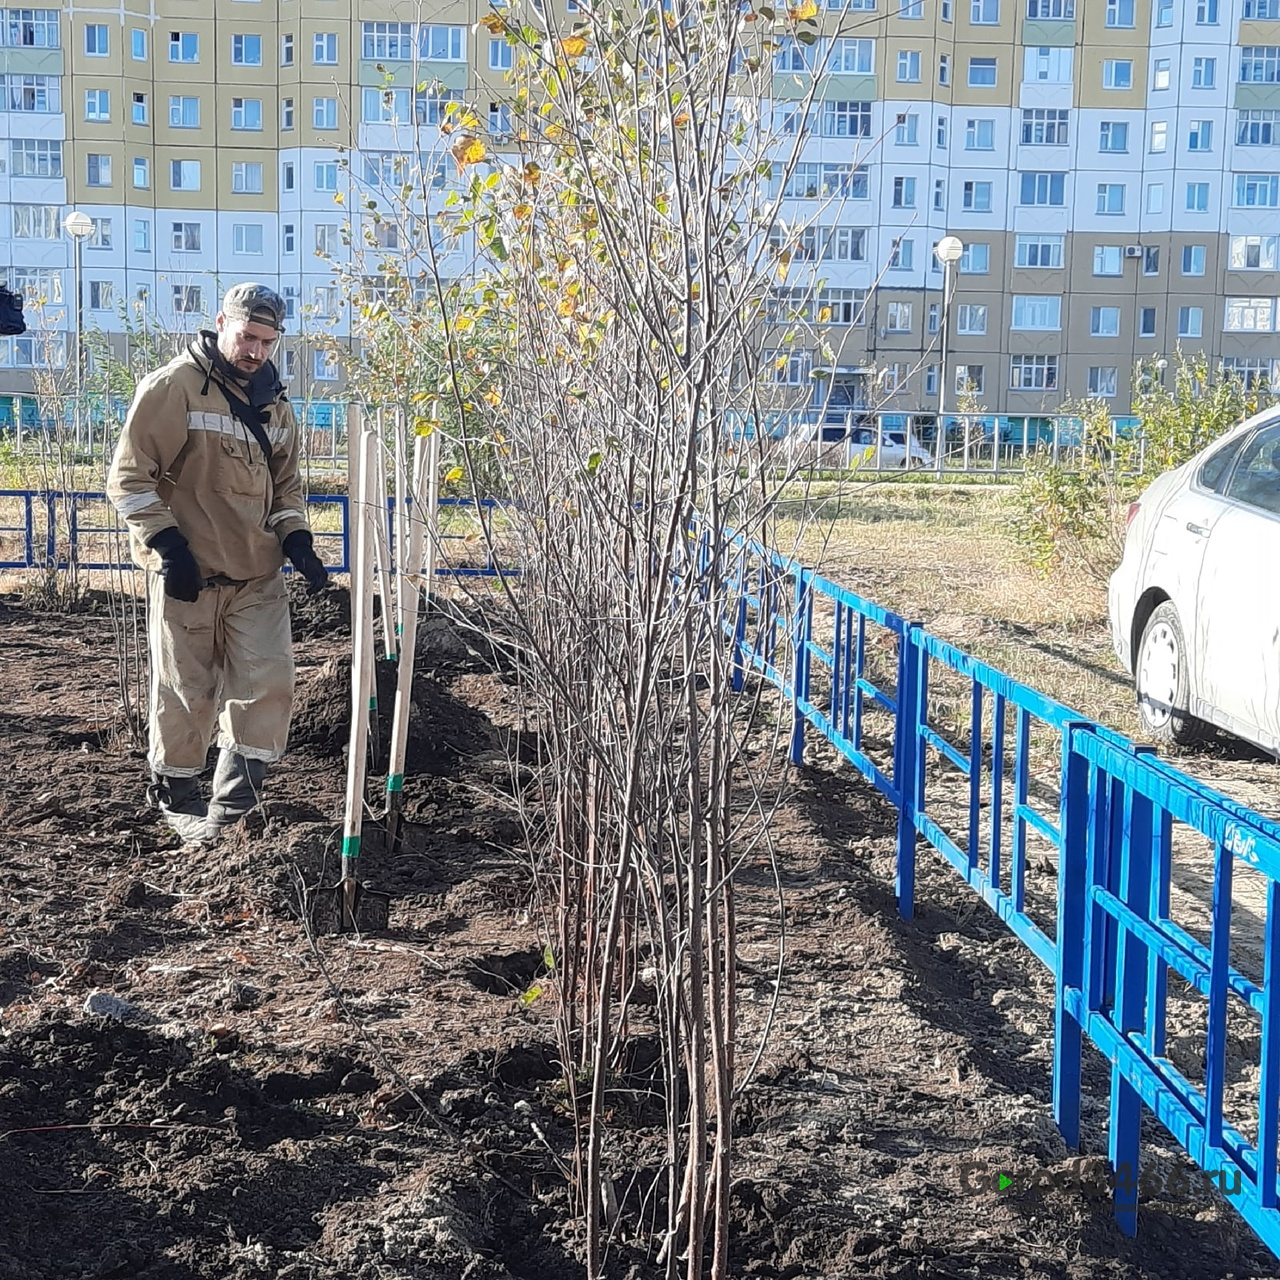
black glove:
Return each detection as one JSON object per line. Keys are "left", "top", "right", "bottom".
{"left": 283, "top": 530, "right": 329, "bottom": 594}
{"left": 146, "top": 527, "right": 203, "bottom": 602}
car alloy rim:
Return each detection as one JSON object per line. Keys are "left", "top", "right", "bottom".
{"left": 1137, "top": 621, "right": 1179, "bottom": 729}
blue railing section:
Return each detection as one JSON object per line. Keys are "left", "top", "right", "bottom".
{"left": 0, "top": 490, "right": 508, "bottom": 578}
{"left": 723, "top": 533, "right": 1280, "bottom": 1260}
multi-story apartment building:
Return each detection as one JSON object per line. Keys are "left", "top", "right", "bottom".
{"left": 1, "top": 0, "right": 1279, "bottom": 423}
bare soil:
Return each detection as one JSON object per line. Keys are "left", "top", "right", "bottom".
{"left": 0, "top": 584, "right": 1276, "bottom": 1280}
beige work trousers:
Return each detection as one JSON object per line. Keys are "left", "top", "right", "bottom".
{"left": 147, "top": 570, "right": 295, "bottom": 778}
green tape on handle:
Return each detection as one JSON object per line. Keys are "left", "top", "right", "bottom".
{"left": 386, "top": 774, "right": 404, "bottom": 793}
{"left": 367, "top": 697, "right": 378, "bottom": 711}
{"left": 342, "top": 835, "right": 362, "bottom": 859}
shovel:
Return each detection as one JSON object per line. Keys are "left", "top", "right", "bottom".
{"left": 314, "top": 423, "right": 391, "bottom": 934}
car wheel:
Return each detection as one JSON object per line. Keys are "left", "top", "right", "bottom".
{"left": 1135, "top": 602, "right": 1207, "bottom": 747}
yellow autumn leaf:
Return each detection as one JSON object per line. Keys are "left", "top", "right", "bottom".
{"left": 817, "top": 305, "right": 832, "bottom": 323}
{"left": 673, "top": 112, "right": 690, "bottom": 127}
{"left": 560, "top": 35, "right": 588, "bottom": 57}
{"left": 479, "top": 13, "right": 507, "bottom": 33}
{"left": 451, "top": 135, "right": 487, "bottom": 171}
{"left": 482, "top": 387, "right": 502, "bottom": 407}
{"left": 513, "top": 202, "right": 533, "bottom": 220}
{"left": 789, "top": 0, "right": 818, "bottom": 17}
{"left": 557, "top": 298, "right": 576, "bottom": 316}
{"left": 444, "top": 466, "right": 464, "bottom": 483}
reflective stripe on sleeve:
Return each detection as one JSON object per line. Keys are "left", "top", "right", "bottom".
{"left": 113, "top": 490, "right": 164, "bottom": 518}
{"left": 267, "top": 507, "right": 307, "bottom": 527}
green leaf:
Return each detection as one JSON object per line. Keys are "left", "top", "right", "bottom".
{"left": 542, "top": 944, "right": 556, "bottom": 972}
{"left": 519, "top": 984, "right": 543, "bottom": 1007}
{"left": 586, "top": 449, "right": 603, "bottom": 474}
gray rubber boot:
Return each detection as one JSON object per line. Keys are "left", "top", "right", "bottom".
{"left": 205, "top": 750, "right": 268, "bottom": 839}
{"left": 147, "top": 772, "right": 209, "bottom": 844}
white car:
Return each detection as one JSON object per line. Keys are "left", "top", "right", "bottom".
{"left": 1108, "top": 406, "right": 1280, "bottom": 752}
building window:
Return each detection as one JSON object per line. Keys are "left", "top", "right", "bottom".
{"left": 956, "top": 304, "right": 987, "bottom": 335}
{"left": 281, "top": 33, "right": 293, "bottom": 65}
{"left": 1225, "top": 297, "right": 1276, "bottom": 331}
{"left": 313, "top": 351, "right": 340, "bottom": 382}
{"left": 959, "top": 243, "right": 991, "bottom": 273}
{"left": 133, "top": 219, "right": 150, "bottom": 252}
{"left": 1241, "top": 47, "right": 1280, "bottom": 83}
{"left": 84, "top": 22, "right": 107, "bottom": 54}
{"left": 971, "top": 0, "right": 999, "bottom": 19}
{"left": 10, "top": 138, "right": 62, "bottom": 177}
{"left": 314, "top": 97, "right": 338, "bottom": 129}
{"left": 933, "top": 178, "right": 945, "bottom": 210}
{"left": 489, "top": 37, "right": 512, "bottom": 71}
{"left": 1011, "top": 295, "right": 1061, "bottom": 329}
{"left": 1144, "top": 247, "right": 1160, "bottom": 275}
{"left": 361, "top": 22, "right": 414, "bottom": 60}
{"left": 419, "top": 25, "right": 463, "bottom": 61}
{"left": 892, "top": 176, "right": 917, "bottom": 208}
{"left": 1192, "top": 58, "right": 1216, "bottom": 89}
{"left": 1027, "top": 0, "right": 1074, "bottom": 13}
{"left": 313, "top": 33, "right": 338, "bottom": 64}
{"left": 1021, "top": 109, "right": 1069, "bottom": 145}
{"left": 1196, "top": 0, "right": 1220, "bottom": 19}
{"left": 211, "top": 100, "right": 251, "bottom": 135}
{"left": 12, "top": 205, "right": 62, "bottom": 239}
{"left": 1098, "top": 122, "right": 1128, "bottom": 153}
{"left": 1183, "top": 245, "right": 1207, "bottom": 275}
{"left": 1235, "top": 174, "right": 1280, "bottom": 207}
{"left": 822, "top": 101, "right": 872, "bottom": 138}
{"left": 962, "top": 181, "right": 992, "bottom": 211}
{"left": 282, "top": 161, "right": 295, "bottom": 192}
{"left": 1153, "top": 59, "right": 1171, "bottom": 90}
{"left": 1096, "top": 183, "right": 1125, "bottom": 214}
{"left": 1150, "top": 121, "right": 1167, "bottom": 153}
{"left": 131, "top": 28, "right": 146, "bottom": 59}
{"left": 86, "top": 153, "right": 111, "bottom": 187}
{"left": 133, "top": 156, "right": 149, "bottom": 188}
{"left": 231, "top": 34, "right": 261, "bottom": 65}
{"left": 84, "top": 89, "right": 109, "bottom": 121}
{"left": 281, "top": 99, "right": 294, "bottom": 130}
{"left": 763, "top": 348, "right": 810, "bottom": 385}
{"left": 1156, "top": 0, "right": 1174, "bottom": 20}
{"left": 1094, "top": 246, "right": 1123, "bottom": 276}
{"left": 938, "top": 54, "right": 950, "bottom": 86}
{"left": 1178, "top": 307, "right": 1203, "bottom": 338}
{"left": 1010, "top": 355, "right": 1058, "bottom": 390}
{"left": 897, "top": 50, "right": 921, "bottom": 82}
{"left": 1015, "top": 234, "right": 1063, "bottom": 268}
{"left": 1244, "top": 0, "right": 1280, "bottom": 14}
{"left": 88, "top": 218, "right": 111, "bottom": 248}
{"left": 1103, "top": 61, "right": 1132, "bottom": 90}
{"left": 282, "top": 223, "right": 295, "bottom": 254}
{"left": 1024, "top": 47, "right": 1072, "bottom": 85}
{"left": 170, "top": 159, "right": 201, "bottom": 191}
{"left": 1188, "top": 121, "right": 1213, "bottom": 152}
{"left": 884, "top": 302, "right": 913, "bottom": 333}
{"left": 1088, "top": 367, "right": 1118, "bottom": 397}
{"left": 172, "top": 222, "right": 201, "bottom": 251}
{"left": 965, "top": 118, "right": 994, "bottom": 150}
{"left": 1139, "top": 307, "right": 1157, "bottom": 338}
{"left": 88, "top": 280, "right": 113, "bottom": 310}
{"left": 896, "top": 113, "right": 919, "bottom": 146}
{"left": 779, "top": 163, "right": 868, "bottom": 199}
{"left": 232, "top": 224, "right": 263, "bottom": 255}
{"left": 6, "top": 74, "right": 60, "bottom": 113}
{"left": 489, "top": 102, "right": 512, "bottom": 138}
{"left": 169, "top": 96, "right": 199, "bottom": 128}
{"left": 1146, "top": 183, "right": 1165, "bottom": 214}
{"left": 936, "top": 116, "right": 948, "bottom": 148}
{"left": 968, "top": 58, "right": 997, "bottom": 88}
{"left": 1019, "top": 171, "right": 1066, "bottom": 205}
{"left": 169, "top": 31, "right": 198, "bottom": 63}
{"left": 131, "top": 93, "right": 147, "bottom": 125}
{"left": 231, "top": 161, "right": 263, "bottom": 193}
{"left": 173, "top": 285, "right": 203, "bottom": 316}
{"left": 1104, "top": 0, "right": 1133, "bottom": 26}
{"left": 1222, "top": 357, "right": 1279, "bottom": 389}
{"left": 1186, "top": 182, "right": 1211, "bottom": 211}
{"left": 314, "top": 161, "right": 338, "bottom": 191}
{"left": 819, "top": 287, "right": 869, "bottom": 324}
{"left": 1238, "top": 110, "right": 1280, "bottom": 146}
{"left": 888, "top": 238, "right": 915, "bottom": 270}
{"left": 1230, "top": 235, "right": 1280, "bottom": 269}
{"left": 830, "top": 38, "right": 874, "bottom": 73}
{"left": 956, "top": 364, "right": 985, "bottom": 394}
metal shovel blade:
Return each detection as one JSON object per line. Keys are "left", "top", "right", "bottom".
{"left": 312, "top": 864, "right": 391, "bottom": 934}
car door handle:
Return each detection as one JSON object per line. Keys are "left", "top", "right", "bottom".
{"left": 1186, "top": 521, "right": 1211, "bottom": 537}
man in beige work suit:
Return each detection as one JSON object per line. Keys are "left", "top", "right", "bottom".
{"left": 107, "top": 283, "right": 329, "bottom": 843}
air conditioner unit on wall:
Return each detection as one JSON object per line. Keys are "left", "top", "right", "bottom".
{"left": 1124, "top": 245, "right": 1143, "bottom": 258}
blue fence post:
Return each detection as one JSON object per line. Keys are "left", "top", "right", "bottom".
{"left": 788, "top": 568, "right": 811, "bottom": 766}
{"left": 1053, "top": 721, "right": 1092, "bottom": 1151}
{"left": 731, "top": 546, "right": 748, "bottom": 695}
{"left": 894, "top": 623, "right": 923, "bottom": 920}
{"left": 1261, "top": 879, "right": 1280, "bottom": 1211}
{"left": 43, "top": 491, "right": 56, "bottom": 566}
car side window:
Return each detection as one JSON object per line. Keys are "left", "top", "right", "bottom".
{"left": 1198, "top": 433, "right": 1249, "bottom": 494}
{"left": 1224, "top": 423, "right": 1280, "bottom": 516}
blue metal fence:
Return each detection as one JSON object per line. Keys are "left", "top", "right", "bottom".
{"left": 0, "top": 490, "right": 508, "bottom": 577}
{"left": 726, "top": 536, "right": 1280, "bottom": 1259}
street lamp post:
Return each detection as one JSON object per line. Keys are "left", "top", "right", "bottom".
{"left": 63, "top": 211, "right": 93, "bottom": 453}
{"left": 934, "top": 234, "right": 964, "bottom": 475}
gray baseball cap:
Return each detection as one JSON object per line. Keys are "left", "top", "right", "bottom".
{"left": 221, "top": 282, "right": 286, "bottom": 332}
